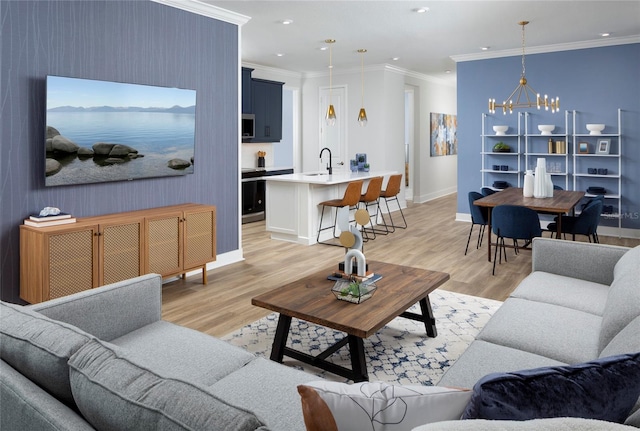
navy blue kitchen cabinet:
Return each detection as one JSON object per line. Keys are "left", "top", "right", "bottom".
{"left": 251, "top": 78, "right": 284, "bottom": 142}
{"left": 241, "top": 67, "right": 254, "bottom": 114}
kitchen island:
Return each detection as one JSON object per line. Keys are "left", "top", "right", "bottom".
{"left": 265, "top": 170, "right": 396, "bottom": 245}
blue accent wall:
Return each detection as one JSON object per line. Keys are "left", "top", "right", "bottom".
{"left": 0, "top": 1, "right": 239, "bottom": 302}
{"left": 457, "top": 44, "right": 640, "bottom": 230}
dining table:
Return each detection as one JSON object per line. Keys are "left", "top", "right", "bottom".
{"left": 473, "top": 187, "right": 585, "bottom": 261}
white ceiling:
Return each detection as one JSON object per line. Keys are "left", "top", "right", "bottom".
{"left": 200, "top": 0, "right": 640, "bottom": 82}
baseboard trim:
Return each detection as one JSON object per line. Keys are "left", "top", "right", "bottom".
{"left": 415, "top": 188, "right": 457, "bottom": 204}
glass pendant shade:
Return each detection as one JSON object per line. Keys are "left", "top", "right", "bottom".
{"left": 326, "top": 104, "right": 336, "bottom": 126}
{"left": 357, "top": 108, "right": 368, "bottom": 126}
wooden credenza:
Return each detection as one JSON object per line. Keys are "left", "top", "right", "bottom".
{"left": 20, "top": 204, "right": 216, "bottom": 304}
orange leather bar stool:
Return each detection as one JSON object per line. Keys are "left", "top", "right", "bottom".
{"left": 378, "top": 174, "right": 407, "bottom": 233}
{"left": 317, "top": 180, "right": 363, "bottom": 246}
{"left": 357, "top": 176, "right": 384, "bottom": 241}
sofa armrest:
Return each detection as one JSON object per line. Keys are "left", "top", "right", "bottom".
{"left": 29, "top": 274, "right": 162, "bottom": 341}
{"left": 531, "top": 238, "right": 629, "bottom": 286}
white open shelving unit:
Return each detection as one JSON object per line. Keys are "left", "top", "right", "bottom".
{"left": 480, "top": 112, "right": 522, "bottom": 190}
{"left": 523, "top": 111, "right": 571, "bottom": 191}
{"left": 572, "top": 109, "right": 623, "bottom": 231}
{"left": 479, "top": 109, "right": 624, "bottom": 236}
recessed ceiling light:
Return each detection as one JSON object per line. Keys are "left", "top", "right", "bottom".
{"left": 281, "top": 19, "right": 293, "bottom": 25}
{"left": 414, "top": 7, "right": 429, "bottom": 13}
{"left": 481, "top": 46, "right": 490, "bottom": 51}
{"left": 320, "top": 46, "right": 328, "bottom": 51}
{"left": 392, "top": 57, "right": 400, "bottom": 61}
{"left": 276, "top": 53, "right": 284, "bottom": 57}
{"left": 600, "top": 32, "right": 611, "bottom": 37}
{"left": 445, "top": 70, "right": 451, "bottom": 74}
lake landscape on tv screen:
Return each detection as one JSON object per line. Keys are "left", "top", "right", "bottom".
{"left": 45, "top": 75, "right": 196, "bottom": 187}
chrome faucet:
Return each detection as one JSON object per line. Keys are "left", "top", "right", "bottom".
{"left": 319, "top": 147, "right": 332, "bottom": 175}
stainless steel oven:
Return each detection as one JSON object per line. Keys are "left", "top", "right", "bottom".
{"left": 242, "top": 169, "right": 266, "bottom": 224}
{"left": 241, "top": 168, "right": 293, "bottom": 223}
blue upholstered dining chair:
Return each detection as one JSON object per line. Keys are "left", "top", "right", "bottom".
{"left": 547, "top": 197, "right": 604, "bottom": 243}
{"left": 491, "top": 205, "right": 542, "bottom": 275}
{"left": 481, "top": 187, "right": 496, "bottom": 196}
{"left": 465, "top": 191, "right": 489, "bottom": 255}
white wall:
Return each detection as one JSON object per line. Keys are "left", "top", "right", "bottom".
{"left": 244, "top": 62, "right": 457, "bottom": 204}
{"left": 404, "top": 73, "right": 457, "bottom": 203}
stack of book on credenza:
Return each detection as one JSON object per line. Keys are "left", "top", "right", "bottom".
{"left": 24, "top": 213, "right": 76, "bottom": 227}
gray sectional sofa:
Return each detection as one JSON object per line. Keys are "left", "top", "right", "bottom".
{"left": 438, "top": 237, "right": 640, "bottom": 427}
{"left": 2, "top": 237, "right": 639, "bottom": 430}
{"left": 1, "top": 273, "right": 318, "bottom": 431}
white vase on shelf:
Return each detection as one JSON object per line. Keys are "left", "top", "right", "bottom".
{"left": 533, "top": 158, "right": 547, "bottom": 198}
{"left": 523, "top": 170, "right": 534, "bottom": 198}
{"left": 546, "top": 173, "right": 554, "bottom": 198}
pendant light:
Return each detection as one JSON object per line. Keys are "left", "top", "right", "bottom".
{"left": 357, "top": 49, "right": 368, "bottom": 127}
{"left": 325, "top": 39, "right": 336, "bottom": 126}
{"left": 488, "top": 21, "right": 559, "bottom": 114}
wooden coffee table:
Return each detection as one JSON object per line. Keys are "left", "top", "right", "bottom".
{"left": 251, "top": 261, "right": 450, "bottom": 382}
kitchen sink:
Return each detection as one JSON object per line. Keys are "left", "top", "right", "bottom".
{"left": 303, "top": 172, "right": 328, "bottom": 176}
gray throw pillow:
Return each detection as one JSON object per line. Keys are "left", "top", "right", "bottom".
{"left": 68, "top": 339, "right": 265, "bottom": 431}
{"left": 0, "top": 301, "right": 93, "bottom": 407}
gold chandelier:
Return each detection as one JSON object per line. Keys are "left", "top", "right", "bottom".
{"left": 488, "top": 21, "right": 559, "bottom": 114}
{"left": 325, "top": 39, "right": 336, "bottom": 126}
{"left": 357, "top": 49, "right": 368, "bottom": 126}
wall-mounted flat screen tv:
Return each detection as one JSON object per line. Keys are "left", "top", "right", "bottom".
{"left": 45, "top": 75, "right": 196, "bottom": 187}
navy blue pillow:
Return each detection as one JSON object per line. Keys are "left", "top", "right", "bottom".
{"left": 462, "top": 352, "right": 640, "bottom": 423}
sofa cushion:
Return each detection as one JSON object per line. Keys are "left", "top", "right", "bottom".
{"left": 68, "top": 339, "right": 265, "bottom": 431}
{"left": 437, "top": 340, "right": 566, "bottom": 389}
{"left": 461, "top": 352, "right": 640, "bottom": 423}
{"left": 0, "top": 360, "right": 94, "bottom": 431}
{"left": 613, "top": 245, "right": 639, "bottom": 280}
{"left": 476, "top": 298, "right": 601, "bottom": 364}
{"left": 207, "top": 357, "right": 318, "bottom": 431}
{"left": 0, "top": 301, "right": 93, "bottom": 407}
{"left": 510, "top": 272, "right": 609, "bottom": 315}
{"left": 298, "top": 380, "right": 471, "bottom": 431}
{"left": 599, "top": 271, "right": 640, "bottom": 353}
{"left": 111, "top": 320, "right": 255, "bottom": 386}
{"left": 600, "top": 315, "right": 640, "bottom": 358}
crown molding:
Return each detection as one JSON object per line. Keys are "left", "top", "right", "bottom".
{"left": 383, "top": 64, "right": 455, "bottom": 87}
{"left": 151, "top": 0, "right": 250, "bottom": 26}
{"left": 242, "top": 62, "right": 302, "bottom": 79}
{"left": 451, "top": 35, "right": 640, "bottom": 63}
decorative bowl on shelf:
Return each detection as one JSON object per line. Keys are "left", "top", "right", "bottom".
{"left": 586, "top": 124, "right": 605, "bottom": 135}
{"left": 538, "top": 124, "right": 555, "bottom": 135}
{"left": 493, "top": 125, "right": 509, "bottom": 136}
{"left": 492, "top": 142, "right": 511, "bottom": 152}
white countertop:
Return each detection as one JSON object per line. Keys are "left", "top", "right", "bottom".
{"left": 265, "top": 170, "right": 396, "bottom": 185}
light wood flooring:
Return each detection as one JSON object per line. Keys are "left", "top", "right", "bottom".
{"left": 161, "top": 193, "right": 639, "bottom": 338}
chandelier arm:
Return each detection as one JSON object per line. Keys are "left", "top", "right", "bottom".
{"left": 523, "top": 86, "right": 537, "bottom": 107}
{"left": 503, "top": 86, "right": 521, "bottom": 105}
{"left": 487, "top": 20, "right": 559, "bottom": 114}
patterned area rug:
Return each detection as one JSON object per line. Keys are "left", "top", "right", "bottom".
{"left": 221, "top": 290, "right": 502, "bottom": 385}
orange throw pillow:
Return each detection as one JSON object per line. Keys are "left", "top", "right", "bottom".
{"left": 297, "top": 385, "right": 338, "bottom": 431}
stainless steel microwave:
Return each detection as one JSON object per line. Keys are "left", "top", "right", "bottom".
{"left": 242, "top": 114, "right": 255, "bottom": 139}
